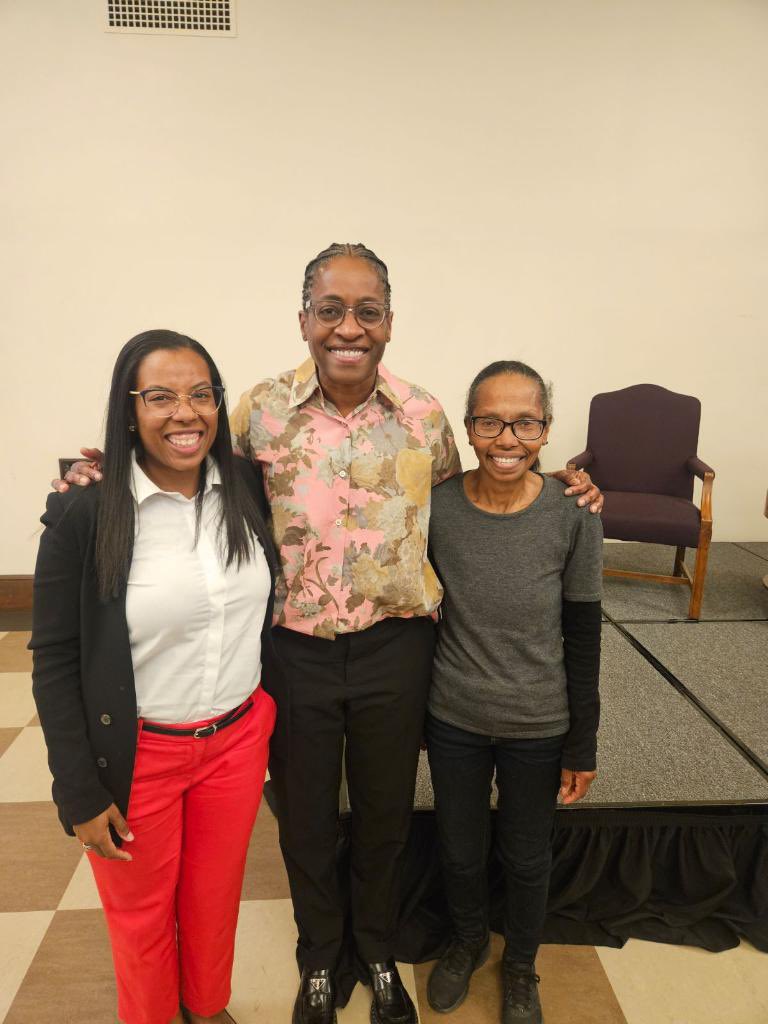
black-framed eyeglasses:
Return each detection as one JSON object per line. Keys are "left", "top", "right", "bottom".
{"left": 129, "top": 385, "right": 225, "bottom": 418}
{"left": 305, "top": 300, "right": 389, "bottom": 329}
{"left": 470, "top": 416, "right": 548, "bottom": 440}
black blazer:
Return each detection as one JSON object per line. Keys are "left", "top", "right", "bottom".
{"left": 29, "top": 457, "right": 278, "bottom": 839}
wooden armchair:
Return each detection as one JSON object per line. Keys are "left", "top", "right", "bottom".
{"left": 568, "top": 384, "right": 715, "bottom": 620}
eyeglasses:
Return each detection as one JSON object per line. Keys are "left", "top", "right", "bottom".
{"left": 306, "top": 300, "right": 389, "bottom": 329}
{"left": 129, "top": 386, "right": 225, "bottom": 418}
{"left": 470, "top": 416, "right": 548, "bottom": 440}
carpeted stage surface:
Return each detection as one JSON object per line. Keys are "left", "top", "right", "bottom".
{"left": 627, "top": 621, "right": 768, "bottom": 770}
{"left": 413, "top": 621, "right": 768, "bottom": 809}
{"left": 411, "top": 541, "right": 768, "bottom": 811}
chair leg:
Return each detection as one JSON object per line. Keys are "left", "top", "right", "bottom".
{"left": 673, "top": 546, "right": 686, "bottom": 576}
{"left": 688, "top": 536, "right": 712, "bottom": 620}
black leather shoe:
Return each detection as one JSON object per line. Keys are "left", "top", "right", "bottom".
{"left": 292, "top": 968, "right": 337, "bottom": 1024}
{"left": 427, "top": 936, "right": 490, "bottom": 1013}
{"left": 367, "top": 960, "right": 418, "bottom": 1024}
{"left": 502, "top": 960, "right": 542, "bottom": 1024}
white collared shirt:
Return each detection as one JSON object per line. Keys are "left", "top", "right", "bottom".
{"left": 125, "top": 453, "right": 271, "bottom": 723}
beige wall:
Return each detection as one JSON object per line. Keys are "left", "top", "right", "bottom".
{"left": 2, "top": 0, "right": 767, "bottom": 572}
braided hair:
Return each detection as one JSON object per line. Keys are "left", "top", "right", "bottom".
{"left": 301, "top": 243, "right": 391, "bottom": 308}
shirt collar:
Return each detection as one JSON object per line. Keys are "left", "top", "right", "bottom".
{"left": 288, "top": 357, "right": 404, "bottom": 413}
{"left": 130, "top": 450, "right": 221, "bottom": 505}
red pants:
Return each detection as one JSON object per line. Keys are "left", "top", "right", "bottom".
{"left": 89, "top": 687, "right": 276, "bottom": 1024}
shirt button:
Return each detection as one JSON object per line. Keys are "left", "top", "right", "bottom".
{"left": 100, "top": 714, "right": 112, "bottom": 726}
{"left": 96, "top": 757, "right": 108, "bottom": 768}
{"left": 339, "top": 470, "right": 347, "bottom": 479}
{"left": 335, "top": 519, "right": 343, "bottom": 527}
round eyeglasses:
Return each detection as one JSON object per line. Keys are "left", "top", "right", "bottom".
{"left": 306, "top": 300, "right": 389, "bottom": 329}
{"left": 129, "top": 386, "right": 225, "bottom": 418}
{"left": 470, "top": 416, "right": 547, "bottom": 440}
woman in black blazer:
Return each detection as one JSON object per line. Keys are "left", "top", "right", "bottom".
{"left": 31, "top": 330, "right": 278, "bottom": 1024}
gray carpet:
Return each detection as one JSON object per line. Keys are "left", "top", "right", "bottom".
{"left": 738, "top": 541, "right": 768, "bottom": 563}
{"left": 629, "top": 620, "right": 768, "bottom": 767}
{"left": 601, "top": 542, "right": 768, "bottom": 622}
{"left": 410, "top": 626, "right": 768, "bottom": 810}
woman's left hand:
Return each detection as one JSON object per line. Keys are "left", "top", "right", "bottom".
{"left": 559, "top": 768, "right": 597, "bottom": 804}
{"left": 551, "top": 469, "right": 603, "bottom": 513}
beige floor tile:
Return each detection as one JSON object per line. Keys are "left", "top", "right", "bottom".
{"left": 229, "top": 899, "right": 418, "bottom": 1023}
{"left": 58, "top": 852, "right": 102, "bottom": 911}
{"left": 597, "top": 939, "right": 768, "bottom": 1024}
{"left": 0, "top": 633, "right": 32, "bottom": 673}
{"left": 0, "top": 802, "right": 83, "bottom": 912}
{"left": 5, "top": 908, "right": 116, "bottom": 1024}
{"left": 415, "top": 935, "right": 627, "bottom": 1024}
{"left": 241, "top": 803, "right": 292, "bottom": 901}
{"left": 0, "top": 727, "right": 54, "bottom": 802}
{"left": 0, "top": 728, "right": 22, "bottom": 758}
{"left": 0, "top": 673, "right": 36, "bottom": 728}
{"left": 229, "top": 898, "right": 302, "bottom": 1022}
{"left": 0, "top": 910, "right": 54, "bottom": 1022}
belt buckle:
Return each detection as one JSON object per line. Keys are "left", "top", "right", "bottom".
{"left": 193, "top": 722, "right": 217, "bottom": 739}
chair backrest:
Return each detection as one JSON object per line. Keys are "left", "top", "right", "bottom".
{"left": 585, "top": 383, "right": 701, "bottom": 498}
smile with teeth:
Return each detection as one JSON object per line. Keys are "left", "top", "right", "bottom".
{"left": 329, "top": 347, "right": 367, "bottom": 361}
{"left": 166, "top": 431, "right": 203, "bottom": 450}
{"left": 489, "top": 455, "right": 525, "bottom": 466}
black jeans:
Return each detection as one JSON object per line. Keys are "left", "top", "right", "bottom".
{"left": 266, "top": 617, "right": 435, "bottom": 969}
{"left": 426, "top": 712, "right": 564, "bottom": 962}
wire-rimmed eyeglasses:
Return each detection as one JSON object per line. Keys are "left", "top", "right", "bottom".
{"left": 469, "top": 416, "right": 548, "bottom": 440}
{"left": 305, "top": 300, "right": 389, "bottom": 329}
{"left": 129, "top": 386, "right": 225, "bottom": 418}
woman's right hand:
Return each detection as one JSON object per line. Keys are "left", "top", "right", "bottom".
{"left": 51, "top": 447, "right": 104, "bottom": 492}
{"left": 73, "top": 803, "right": 134, "bottom": 861}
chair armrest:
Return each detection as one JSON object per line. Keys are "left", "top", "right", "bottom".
{"left": 567, "top": 450, "right": 593, "bottom": 471}
{"left": 687, "top": 456, "right": 714, "bottom": 524}
{"left": 687, "top": 456, "right": 715, "bottom": 480}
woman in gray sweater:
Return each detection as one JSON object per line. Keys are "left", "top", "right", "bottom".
{"left": 425, "top": 361, "right": 603, "bottom": 1024}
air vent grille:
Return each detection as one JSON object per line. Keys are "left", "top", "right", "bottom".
{"left": 107, "top": 1, "right": 235, "bottom": 36}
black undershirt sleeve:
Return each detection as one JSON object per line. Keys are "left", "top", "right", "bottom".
{"left": 561, "top": 599, "right": 602, "bottom": 772}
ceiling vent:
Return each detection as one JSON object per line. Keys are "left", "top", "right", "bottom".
{"left": 106, "top": 1, "right": 236, "bottom": 36}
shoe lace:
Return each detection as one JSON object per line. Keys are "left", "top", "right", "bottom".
{"left": 503, "top": 964, "right": 540, "bottom": 1008}
{"left": 441, "top": 938, "right": 477, "bottom": 976}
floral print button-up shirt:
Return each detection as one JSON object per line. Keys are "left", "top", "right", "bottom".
{"left": 230, "top": 358, "right": 461, "bottom": 639}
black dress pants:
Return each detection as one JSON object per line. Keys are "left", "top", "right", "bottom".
{"left": 266, "top": 616, "right": 435, "bottom": 970}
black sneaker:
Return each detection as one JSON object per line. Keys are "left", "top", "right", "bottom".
{"left": 427, "top": 936, "right": 491, "bottom": 1013}
{"left": 501, "top": 961, "right": 542, "bottom": 1024}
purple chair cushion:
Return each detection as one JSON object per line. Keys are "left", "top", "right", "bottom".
{"left": 601, "top": 491, "right": 702, "bottom": 548}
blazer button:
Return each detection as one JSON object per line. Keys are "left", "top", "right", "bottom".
{"left": 96, "top": 757, "right": 108, "bottom": 768}
{"left": 100, "top": 714, "right": 112, "bottom": 725}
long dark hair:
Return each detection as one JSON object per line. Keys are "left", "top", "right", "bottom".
{"left": 96, "top": 329, "right": 262, "bottom": 599}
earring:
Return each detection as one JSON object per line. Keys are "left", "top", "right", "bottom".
{"left": 128, "top": 425, "right": 136, "bottom": 432}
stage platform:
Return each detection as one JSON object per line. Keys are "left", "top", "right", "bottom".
{"left": 413, "top": 623, "right": 768, "bottom": 809}
{"left": 387, "top": 540, "right": 768, "bottom": 978}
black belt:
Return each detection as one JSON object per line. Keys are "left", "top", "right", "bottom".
{"left": 142, "top": 698, "right": 254, "bottom": 739}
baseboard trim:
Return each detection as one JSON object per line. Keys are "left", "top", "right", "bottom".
{"left": 0, "top": 576, "right": 33, "bottom": 611}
